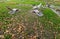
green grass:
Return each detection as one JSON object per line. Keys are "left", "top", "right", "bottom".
{"left": 0, "top": 0, "right": 60, "bottom": 39}
{"left": 4, "top": 34, "right": 12, "bottom": 39}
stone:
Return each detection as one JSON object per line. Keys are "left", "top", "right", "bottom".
{"left": 8, "top": 8, "right": 19, "bottom": 14}
{"left": 6, "top": 6, "right": 20, "bottom": 14}
{"left": 33, "top": 3, "right": 42, "bottom": 9}
{"left": 32, "top": 9, "right": 43, "bottom": 16}
{"left": 33, "top": 6, "right": 38, "bottom": 9}
{"left": 37, "top": 3, "right": 42, "bottom": 8}
{"left": 50, "top": 5, "right": 55, "bottom": 9}
{"left": 32, "top": 9, "right": 39, "bottom": 13}
{"left": 36, "top": 12, "right": 43, "bottom": 16}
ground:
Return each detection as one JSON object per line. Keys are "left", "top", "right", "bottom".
{"left": 0, "top": 0, "right": 60, "bottom": 39}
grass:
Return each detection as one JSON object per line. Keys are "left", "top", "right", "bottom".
{"left": 0, "top": 0, "right": 60, "bottom": 39}
{"left": 4, "top": 33, "right": 12, "bottom": 39}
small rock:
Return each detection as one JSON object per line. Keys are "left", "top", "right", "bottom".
{"left": 32, "top": 9, "right": 39, "bottom": 13}
{"left": 33, "top": 3, "right": 42, "bottom": 9}
{"left": 32, "top": 9, "right": 43, "bottom": 16}
{"left": 8, "top": 8, "right": 20, "bottom": 14}
{"left": 36, "top": 12, "right": 44, "bottom": 16}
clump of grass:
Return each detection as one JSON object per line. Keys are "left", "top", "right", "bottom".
{"left": 1, "top": 25, "right": 7, "bottom": 32}
{"left": 4, "top": 34, "right": 12, "bottom": 39}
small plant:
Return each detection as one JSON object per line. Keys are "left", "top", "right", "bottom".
{"left": 4, "top": 34, "right": 12, "bottom": 39}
